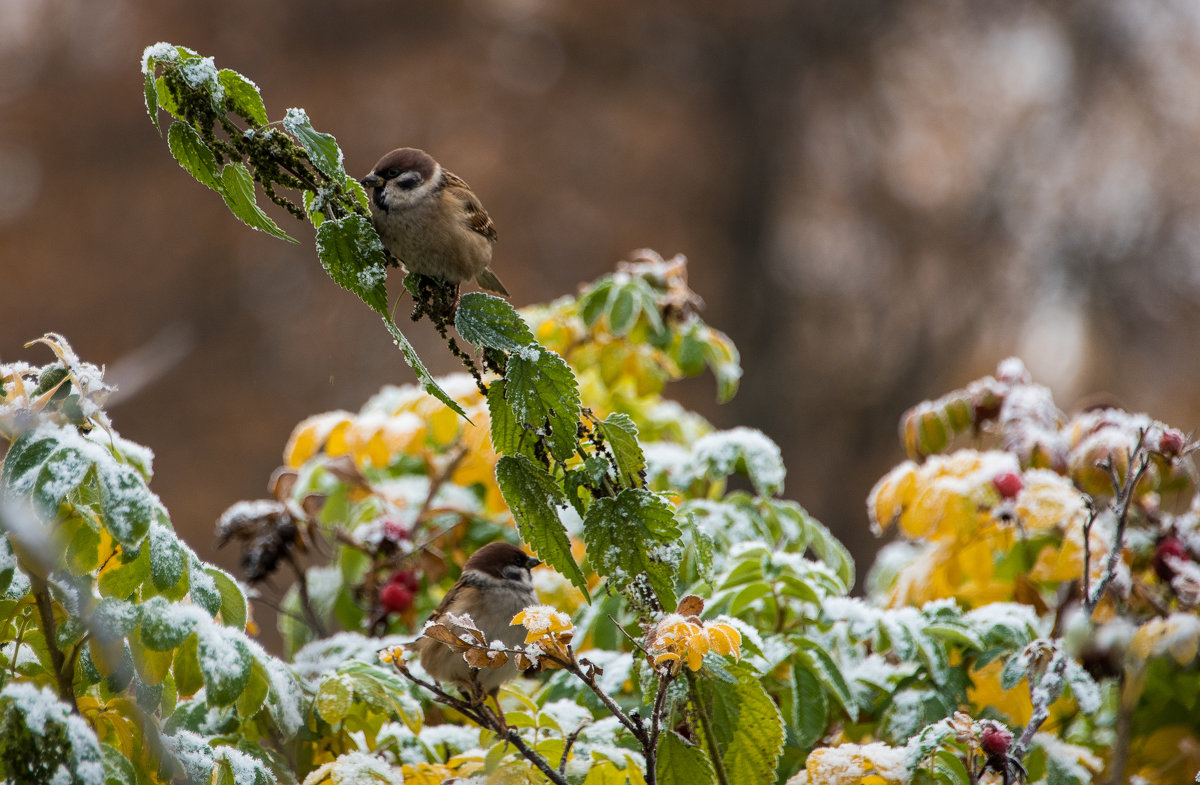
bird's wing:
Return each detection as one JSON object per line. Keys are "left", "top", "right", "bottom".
{"left": 444, "top": 171, "right": 498, "bottom": 243}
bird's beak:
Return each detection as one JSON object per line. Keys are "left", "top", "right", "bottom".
{"left": 527, "top": 556, "right": 542, "bottom": 568}
{"left": 360, "top": 173, "right": 384, "bottom": 188}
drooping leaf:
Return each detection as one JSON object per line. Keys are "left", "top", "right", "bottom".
{"left": 455, "top": 292, "right": 535, "bottom": 351}
{"left": 189, "top": 559, "right": 221, "bottom": 617}
{"left": 656, "top": 731, "right": 717, "bottom": 785}
{"left": 144, "top": 71, "right": 161, "bottom": 134}
{"left": 503, "top": 347, "right": 580, "bottom": 462}
{"left": 198, "top": 625, "right": 252, "bottom": 706}
{"left": 495, "top": 455, "right": 589, "bottom": 599}
{"left": 382, "top": 318, "right": 469, "bottom": 420}
{"left": 594, "top": 413, "right": 645, "bottom": 488}
{"left": 167, "top": 121, "right": 221, "bottom": 192}
{"left": 794, "top": 638, "right": 856, "bottom": 721}
{"left": 487, "top": 380, "right": 534, "bottom": 459}
{"left": 791, "top": 660, "right": 828, "bottom": 748}
{"left": 207, "top": 567, "right": 247, "bottom": 630}
{"left": 696, "top": 666, "right": 784, "bottom": 784}
{"left": 218, "top": 69, "right": 267, "bottom": 126}
{"left": 282, "top": 108, "right": 345, "bottom": 180}
{"left": 583, "top": 488, "right": 681, "bottom": 610}
{"left": 219, "top": 163, "right": 297, "bottom": 242}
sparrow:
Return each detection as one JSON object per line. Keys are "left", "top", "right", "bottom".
{"left": 414, "top": 542, "right": 540, "bottom": 695}
{"left": 360, "top": 147, "right": 509, "bottom": 296}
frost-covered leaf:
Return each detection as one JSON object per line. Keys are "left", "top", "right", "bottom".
{"left": 504, "top": 346, "right": 580, "bottom": 462}
{"left": 218, "top": 69, "right": 267, "bottom": 126}
{"left": 207, "top": 568, "right": 247, "bottom": 630}
{"left": 316, "top": 673, "right": 354, "bottom": 725}
{"left": 381, "top": 319, "right": 469, "bottom": 420}
{"left": 282, "top": 108, "right": 345, "bottom": 180}
{"left": 173, "top": 634, "right": 204, "bottom": 697}
{"left": 487, "top": 380, "right": 534, "bottom": 459}
{"left": 697, "top": 666, "right": 783, "bottom": 783}
{"left": 167, "top": 122, "right": 221, "bottom": 192}
{"left": 455, "top": 292, "right": 534, "bottom": 351}
{"left": 198, "top": 625, "right": 252, "bottom": 706}
{"left": 97, "top": 462, "right": 155, "bottom": 546}
{"left": 219, "top": 162, "right": 297, "bottom": 243}
{"left": 101, "top": 742, "right": 136, "bottom": 785}
{"left": 189, "top": 559, "right": 221, "bottom": 617}
{"left": 1, "top": 430, "right": 60, "bottom": 494}
{"left": 140, "top": 596, "right": 204, "bottom": 651}
{"left": 0, "top": 682, "right": 105, "bottom": 785}
{"left": 148, "top": 522, "right": 186, "bottom": 591}
{"left": 692, "top": 428, "right": 784, "bottom": 497}
{"left": 583, "top": 488, "right": 681, "bottom": 610}
{"left": 495, "top": 455, "right": 589, "bottom": 598}
{"left": 97, "top": 544, "right": 150, "bottom": 598}
{"left": 595, "top": 413, "right": 645, "bottom": 488}
{"left": 657, "top": 731, "right": 717, "bottom": 785}
{"left": 33, "top": 446, "right": 92, "bottom": 514}
{"left": 339, "top": 661, "right": 423, "bottom": 731}
{"left": 144, "top": 71, "right": 161, "bottom": 134}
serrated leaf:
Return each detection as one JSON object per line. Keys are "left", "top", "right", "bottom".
{"left": 698, "top": 667, "right": 783, "bottom": 783}
{"left": 167, "top": 121, "right": 221, "bottom": 192}
{"left": 504, "top": 347, "right": 580, "bottom": 461}
{"left": 795, "top": 639, "right": 856, "bottom": 721}
{"left": 144, "top": 71, "right": 161, "bottom": 134}
{"left": 218, "top": 69, "right": 267, "bottom": 126}
{"left": 455, "top": 292, "right": 535, "bottom": 351}
{"left": 487, "top": 380, "right": 534, "bottom": 458}
{"left": 583, "top": 488, "right": 680, "bottom": 610}
{"left": 207, "top": 568, "right": 247, "bottom": 630}
{"left": 98, "top": 462, "right": 155, "bottom": 546}
{"left": 657, "top": 731, "right": 717, "bottom": 785}
{"left": 595, "top": 413, "right": 645, "bottom": 488}
{"left": 495, "top": 455, "right": 589, "bottom": 599}
{"left": 314, "top": 214, "right": 389, "bottom": 312}
{"left": 198, "top": 625, "right": 252, "bottom": 706}
{"left": 283, "top": 107, "right": 345, "bottom": 180}
{"left": 791, "top": 663, "right": 827, "bottom": 748}
{"left": 219, "top": 162, "right": 297, "bottom": 242}
{"left": 381, "top": 318, "right": 469, "bottom": 420}
{"left": 317, "top": 673, "right": 354, "bottom": 725}
{"left": 148, "top": 522, "right": 186, "bottom": 591}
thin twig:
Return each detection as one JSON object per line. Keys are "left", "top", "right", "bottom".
{"left": 30, "top": 576, "right": 75, "bottom": 710}
{"left": 284, "top": 551, "right": 327, "bottom": 637}
{"left": 559, "top": 722, "right": 588, "bottom": 775}
{"left": 1086, "top": 436, "right": 1151, "bottom": 612}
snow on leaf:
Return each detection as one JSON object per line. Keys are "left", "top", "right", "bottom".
{"left": 583, "top": 488, "right": 681, "bottom": 610}
{"left": 455, "top": 292, "right": 535, "bottom": 351}
{"left": 502, "top": 348, "right": 580, "bottom": 462}
{"left": 198, "top": 624, "right": 252, "bottom": 706}
{"left": 282, "top": 107, "right": 345, "bottom": 180}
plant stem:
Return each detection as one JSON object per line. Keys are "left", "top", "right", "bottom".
{"left": 30, "top": 576, "right": 75, "bottom": 709}
{"left": 687, "top": 670, "right": 730, "bottom": 785}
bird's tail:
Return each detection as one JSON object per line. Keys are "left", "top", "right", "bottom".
{"left": 475, "top": 267, "right": 509, "bottom": 297}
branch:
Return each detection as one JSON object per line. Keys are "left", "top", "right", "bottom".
{"left": 29, "top": 575, "right": 75, "bottom": 709}
{"left": 1085, "top": 435, "right": 1151, "bottom": 613}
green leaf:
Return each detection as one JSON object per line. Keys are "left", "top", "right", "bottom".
{"left": 317, "top": 673, "right": 354, "bottom": 725}
{"left": 381, "top": 318, "right": 469, "bottom": 420}
{"left": 697, "top": 667, "right": 784, "bottom": 784}
{"left": 487, "top": 380, "right": 534, "bottom": 458}
{"left": 101, "top": 741, "right": 136, "bottom": 785}
{"left": 579, "top": 277, "right": 614, "bottom": 326}
{"left": 207, "top": 567, "right": 247, "bottom": 630}
{"left": 65, "top": 517, "right": 102, "bottom": 575}
{"left": 173, "top": 634, "right": 203, "bottom": 696}
{"left": 218, "top": 69, "right": 267, "bottom": 126}
{"left": 33, "top": 446, "right": 92, "bottom": 514}
{"left": 190, "top": 559, "right": 221, "bottom": 616}
{"left": 144, "top": 71, "right": 161, "bottom": 134}
{"left": 167, "top": 121, "right": 221, "bottom": 192}
{"left": 495, "top": 455, "right": 589, "bottom": 599}
{"left": 315, "top": 214, "right": 390, "bottom": 313}
{"left": 504, "top": 347, "right": 580, "bottom": 461}
{"left": 933, "top": 749, "right": 971, "bottom": 785}
{"left": 98, "top": 543, "right": 150, "bottom": 598}
{"left": 282, "top": 107, "right": 345, "bottom": 180}
{"left": 198, "top": 625, "right": 252, "bottom": 706}
{"left": 583, "top": 488, "right": 681, "bottom": 610}
{"left": 219, "top": 162, "right": 297, "bottom": 242}
{"left": 148, "top": 522, "right": 186, "bottom": 591}
{"left": 795, "top": 638, "right": 856, "bottom": 721}
{"left": 594, "top": 413, "right": 645, "bottom": 488}
{"left": 140, "top": 597, "right": 200, "bottom": 651}
{"left": 657, "top": 730, "right": 717, "bottom": 785}
{"left": 236, "top": 657, "right": 270, "bottom": 718}
{"left": 609, "top": 285, "right": 638, "bottom": 335}
{"left": 791, "top": 663, "right": 827, "bottom": 748}
{"left": 98, "top": 462, "right": 155, "bottom": 546}
{"left": 1, "top": 431, "right": 60, "bottom": 493}
{"left": 455, "top": 292, "right": 535, "bottom": 351}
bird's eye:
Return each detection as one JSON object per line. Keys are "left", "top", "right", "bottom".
{"left": 397, "top": 171, "right": 423, "bottom": 190}
{"left": 501, "top": 565, "right": 527, "bottom": 582}
{"left": 383, "top": 167, "right": 401, "bottom": 179}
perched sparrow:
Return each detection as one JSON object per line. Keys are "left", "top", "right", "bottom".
{"left": 361, "top": 147, "right": 509, "bottom": 296}
{"left": 414, "top": 542, "right": 540, "bottom": 694}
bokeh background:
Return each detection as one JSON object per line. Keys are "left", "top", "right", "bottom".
{"left": 4, "top": 1, "right": 1200, "bottom": 609}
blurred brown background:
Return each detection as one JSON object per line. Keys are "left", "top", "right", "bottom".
{"left": 4, "top": 1, "right": 1200, "bottom": 600}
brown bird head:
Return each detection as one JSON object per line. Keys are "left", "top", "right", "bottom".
{"left": 361, "top": 147, "right": 438, "bottom": 192}
{"left": 464, "top": 542, "right": 541, "bottom": 582}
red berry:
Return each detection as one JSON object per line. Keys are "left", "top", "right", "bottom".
{"left": 380, "top": 582, "right": 414, "bottom": 614}
{"left": 1154, "top": 536, "right": 1188, "bottom": 583}
{"left": 1159, "top": 429, "right": 1186, "bottom": 456}
{"left": 979, "top": 723, "right": 1013, "bottom": 756}
{"left": 383, "top": 519, "right": 411, "bottom": 542}
{"left": 992, "top": 471, "right": 1024, "bottom": 500}
{"left": 392, "top": 570, "right": 419, "bottom": 593}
